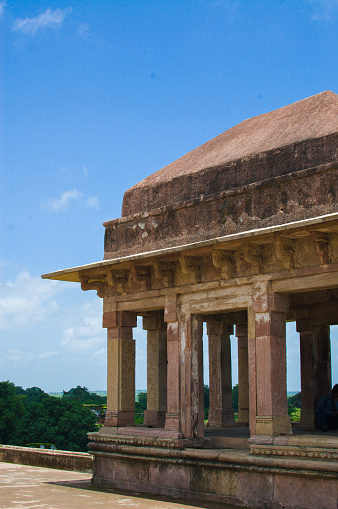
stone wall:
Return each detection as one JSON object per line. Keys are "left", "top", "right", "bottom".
{"left": 104, "top": 163, "right": 338, "bottom": 259}
{"left": 0, "top": 445, "right": 93, "bottom": 473}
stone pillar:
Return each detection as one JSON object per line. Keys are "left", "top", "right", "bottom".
{"left": 297, "top": 318, "right": 331, "bottom": 429}
{"left": 180, "top": 312, "right": 204, "bottom": 439}
{"left": 313, "top": 325, "right": 331, "bottom": 411}
{"left": 249, "top": 286, "right": 291, "bottom": 436}
{"left": 236, "top": 323, "right": 249, "bottom": 425}
{"left": 162, "top": 297, "right": 182, "bottom": 436}
{"left": 297, "top": 317, "right": 315, "bottom": 429}
{"left": 207, "top": 317, "right": 234, "bottom": 427}
{"left": 143, "top": 310, "right": 167, "bottom": 427}
{"left": 103, "top": 310, "right": 137, "bottom": 427}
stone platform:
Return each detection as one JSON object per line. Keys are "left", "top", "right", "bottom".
{"left": 88, "top": 428, "right": 338, "bottom": 509}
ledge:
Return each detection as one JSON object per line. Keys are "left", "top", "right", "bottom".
{"left": 41, "top": 211, "right": 338, "bottom": 283}
{"left": 0, "top": 445, "right": 93, "bottom": 473}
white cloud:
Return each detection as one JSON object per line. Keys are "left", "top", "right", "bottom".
{"left": 78, "top": 23, "right": 90, "bottom": 40}
{"left": 12, "top": 7, "right": 72, "bottom": 35}
{"left": 42, "top": 189, "right": 100, "bottom": 211}
{"left": 60, "top": 301, "right": 105, "bottom": 356}
{"left": 0, "top": 272, "right": 68, "bottom": 330}
{"left": 5, "top": 349, "right": 36, "bottom": 363}
{"left": 310, "top": 0, "right": 338, "bottom": 20}
{"left": 43, "top": 189, "right": 82, "bottom": 211}
{"left": 0, "top": 268, "right": 109, "bottom": 389}
{"left": 0, "top": 2, "right": 5, "bottom": 17}
{"left": 86, "top": 196, "right": 100, "bottom": 209}
{"left": 38, "top": 349, "right": 58, "bottom": 360}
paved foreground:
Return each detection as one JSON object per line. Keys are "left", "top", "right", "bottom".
{"left": 0, "top": 462, "right": 240, "bottom": 509}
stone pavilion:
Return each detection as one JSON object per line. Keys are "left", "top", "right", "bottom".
{"left": 43, "top": 91, "right": 338, "bottom": 508}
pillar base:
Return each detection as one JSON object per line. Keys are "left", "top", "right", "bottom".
{"left": 164, "top": 412, "right": 181, "bottom": 433}
{"left": 255, "top": 415, "right": 292, "bottom": 436}
{"left": 298, "top": 409, "right": 315, "bottom": 430}
{"left": 238, "top": 408, "right": 249, "bottom": 424}
{"left": 208, "top": 409, "right": 235, "bottom": 427}
{"left": 104, "top": 411, "right": 135, "bottom": 427}
{"left": 144, "top": 410, "right": 166, "bottom": 428}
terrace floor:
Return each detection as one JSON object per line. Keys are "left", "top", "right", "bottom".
{"left": 0, "top": 461, "right": 242, "bottom": 509}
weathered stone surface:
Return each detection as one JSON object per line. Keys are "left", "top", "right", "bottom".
{"left": 88, "top": 442, "right": 338, "bottom": 508}
{"left": 105, "top": 163, "right": 338, "bottom": 258}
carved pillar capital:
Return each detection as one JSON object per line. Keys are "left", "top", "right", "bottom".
{"left": 102, "top": 310, "right": 137, "bottom": 328}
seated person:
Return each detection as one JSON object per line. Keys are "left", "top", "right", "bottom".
{"left": 316, "top": 384, "right": 338, "bottom": 431}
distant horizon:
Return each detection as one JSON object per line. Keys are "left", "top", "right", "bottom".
{"left": 5, "top": 384, "right": 302, "bottom": 395}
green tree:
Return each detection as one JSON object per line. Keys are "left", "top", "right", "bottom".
{"left": 135, "top": 392, "right": 147, "bottom": 412}
{"left": 0, "top": 381, "right": 25, "bottom": 444}
{"left": 287, "top": 392, "right": 301, "bottom": 421}
{"left": 63, "top": 386, "right": 106, "bottom": 405}
{"left": 23, "top": 387, "right": 48, "bottom": 404}
{"left": 288, "top": 392, "right": 301, "bottom": 409}
{"left": 15, "top": 396, "right": 97, "bottom": 451}
{"left": 204, "top": 385, "right": 209, "bottom": 419}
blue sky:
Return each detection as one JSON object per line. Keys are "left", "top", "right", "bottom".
{"left": 0, "top": 0, "right": 337, "bottom": 392}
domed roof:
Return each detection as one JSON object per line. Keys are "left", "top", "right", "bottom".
{"left": 122, "top": 91, "right": 338, "bottom": 217}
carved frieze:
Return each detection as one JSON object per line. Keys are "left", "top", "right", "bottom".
{"left": 251, "top": 445, "right": 338, "bottom": 461}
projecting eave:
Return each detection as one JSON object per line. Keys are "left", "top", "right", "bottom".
{"left": 41, "top": 212, "right": 338, "bottom": 283}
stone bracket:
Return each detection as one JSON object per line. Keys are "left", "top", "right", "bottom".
{"left": 80, "top": 276, "right": 107, "bottom": 298}
{"left": 311, "top": 231, "right": 330, "bottom": 265}
{"left": 275, "top": 236, "right": 295, "bottom": 269}
{"left": 153, "top": 261, "right": 175, "bottom": 287}
{"left": 131, "top": 265, "right": 152, "bottom": 290}
{"left": 108, "top": 269, "right": 131, "bottom": 294}
{"left": 242, "top": 242, "right": 262, "bottom": 274}
{"left": 211, "top": 249, "right": 234, "bottom": 279}
{"left": 179, "top": 255, "right": 201, "bottom": 284}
